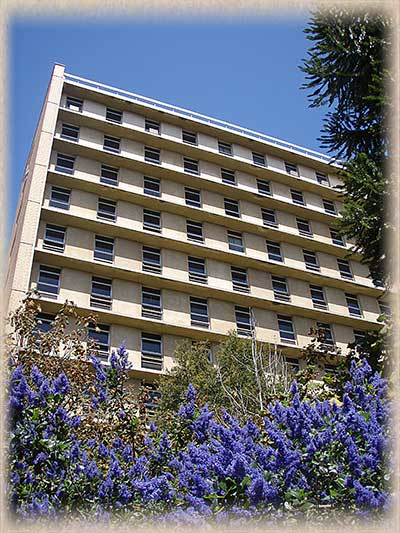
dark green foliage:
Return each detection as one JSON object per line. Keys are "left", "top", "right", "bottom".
{"left": 337, "top": 154, "right": 386, "bottom": 284}
{"left": 155, "top": 340, "right": 218, "bottom": 423}
{"left": 301, "top": 8, "right": 391, "bottom": 162}
{"left": 301, "top": 8, "right": 391, "bottom": 286}
{"left": 156, "top": 334, "right": 292, "bottom": 424}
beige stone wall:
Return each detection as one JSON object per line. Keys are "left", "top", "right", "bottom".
{"left": 5, "top": 64, "right": 65, "bottom": 312}
{"left": 35, "top": 220, "right": 381, "bottom": 323}
{"left": 30, "top": 254, "right": 377, "bottom": 355}
{"left": 40, "top": 180, "right": 374, "bottom": 289}
{"left": 8, "top": 76, "right": 385, "bottom": 382}
{"left": 52, "top": 118, "right": 344, "bottom": 219}
{"left": 32, "top": 263, "right": 362, "bottom": 366}
{"left": 56, "top": 100, "right": 342, "bottom": 196}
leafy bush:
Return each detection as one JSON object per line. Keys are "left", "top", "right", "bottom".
{"left": 7, "top": 340, "right": 392, "bottom": 526}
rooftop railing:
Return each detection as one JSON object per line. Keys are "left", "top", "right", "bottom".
{"left": 64, "top": 72, "right": 341, "bottom": 167}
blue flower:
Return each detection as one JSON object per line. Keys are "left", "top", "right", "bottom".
{"left": 52, "top": 373, "right": 70, "bottom": 396}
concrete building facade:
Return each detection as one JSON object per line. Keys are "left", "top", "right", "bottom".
{"left": 6, "top": 64, "right": 387, "bottom": 382}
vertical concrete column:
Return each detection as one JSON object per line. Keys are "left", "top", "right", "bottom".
{"left": 5, "top": 63, "right": 65, "bottom": 313}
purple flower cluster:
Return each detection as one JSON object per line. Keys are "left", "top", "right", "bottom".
{"left": 7, "top": 348, "right": 392, "bottom": 523}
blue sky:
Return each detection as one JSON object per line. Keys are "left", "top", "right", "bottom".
{"left": 9, "top": 16, "right": 329, "bottom": 238}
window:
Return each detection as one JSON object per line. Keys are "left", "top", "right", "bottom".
{"left": 141, "top": 332, "right": 162, "bottom": 370}
{"left": 185, "top": 187, "right": 201, "bottom": 208}
{"left": 285, "top": 162, "right": 299, "bottom": 176}
{"left": 228, "top": 230, "right": 244, "bottom": 253}
{"left": 330, "top": 228, "right": 345, "bottom": 246}
{"left": 272, "top": 276, "right": 290, "bottom": 302}
{"left": 262, "top": 208, "right": 278, "bottom": 228}
{"left": 43, "top": 224, "right": 66, "bottom": 252}
{"left": 143, "top": 209, "right": 161, "bottom": 232}
{"left": 218, "top": 140, "right": 232, "bottom": 156}
{"left": 310, "top": 285, "right": 327, "bottom": 309}
{"left": 345, "top": 293, "right": 362, "bottom": 317}
{"left": 61, "top": 123, "right": 79, "bottom": 141}
{"left": 187, "top": 220, "right": 203, "bottom": 243}
{"left": 290, "top": 189, "right": 305, "bottom": 205}
{"left": 323, "top": 199, "right": 336, "bottom": 214}
{"left": 88, "top": 324, "right": 110, "bottom": 359}
{"left": 35, "top": 313, "right": 55, "bottom": 336}
{"left": 353, "top": 329, "right": 366, "bottom": 345}
{"left": 266, "top": 241, "right": 283, "bottom": 262}
{"left": 142, "top": 246, "right": 162, "bottom": 274}
{"left": 221, "top": 168, "right": 236, "bottom": 185}
{"left": 257, "top": 179, "right": 271, "bottom": 196}
{"left": 188, "top": 256, "right": 207, "bottom": 283}
{"left": 142, "top": 382, "right": 161, "bottom": 415}
{"left": 103, "top": 135, "right": 121, "bottom": 153}
{"left": 224, "top": 198, "right": 240, "bottom": 218}
{"left": 190, "top": 297, "right": 209, "bottom": 328}
{"left": 106, "top": 107, "right": 122, "bottom": 124}
{"left": 55, "top": 153, "right": 75, "bottom": 174}
{"left": 65, "top": 96, "right": 83, "bottom": 112}
{"left": 316, "top": 171, "right": 329, "bottom": 186}
{"left": 252, "top": 152, "right": 266, "bottom": 166}
{"left": 97, "top": 198, "right": 116, "bottom": 222}
{"left": 285, "top": 357, "right": 300, "bottom": 374}
{"left": 235, "top": 306, "right": 252, "bottom": 337}
{"left": 144, "top": 146, "right": 160, "bottom": 164}
{"left": 101, "top": 164, "right": 119, "bottom": 186}
{"left": 317, "top": 322, "right": 334, "bottom": 345}
{"left": 50, "top": 186, "right": 71, "bottom": 210}
{"left": 142, "top": 287, "right": 162, "bottom": 319}
{"left": 145, "top": 118, "right": 160, "bottom": 134}
{"left": 296, "top": 218, "right": 312, "bottom": 237}
{"left": 94, "top": 235, "right": 114, "bottom": 263}
{"left": 90, "top": 277, "right": 112, "bottom": 310}
{"left": 278, "top": 315, "right": 296, "bottom": 344}
{"left": 337, "top": 259, "right": 353, "bottom": 280}
{"left": 303, "top": 250, "right": 320, "bottom": 272}
{"left": 231, "top": 266, "right": 249, "bottom": 293}
{"left": 182, "top": 130, "right": 197, "bottom": 145}
{"left": 144, "top": 176, "right": 161, "bottom": 197}
{"left": 142, "top": 246, "right": 161, "bottom": 274}
{"left": 37, "top": 265, "right": 61, "bottom": 297}
{"left": 324, "top": 364, "right": 338, "bottom": 375}
{"left": 379, "top": 301, "right": 391, "bottom": 316}
{"left": 183, "top": 157, "right": 199, "bottom": 175}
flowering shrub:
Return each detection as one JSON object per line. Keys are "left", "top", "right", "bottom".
{"left": 7, "top": 342, "right": 392, "bottom": 525}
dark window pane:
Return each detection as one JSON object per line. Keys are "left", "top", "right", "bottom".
{"left": 144, "top": 146, "right": 160, "bottom": 164}
{"left": 228, "top": 231, "right": 244, "bottom": 252}
{"left": 185, "top": 187, "right": 201, "bottom": 207}
{"left": 56, "top": 153, "right": 75, "bottom": 174}
{"left": 61, "top": 123, "right": 79, "bottom": 141}
{"left": 50, "top": 186, "right": 71, "bottom": 210}
{"left": 104, "top": 135, "right": 121, "bottom": 153}
{"left": 144, "top": 177, "right": 161, "bottom": 197}
{"left": 182, "top": 130, "right": 197, "bottom": 145}
{"left": 252, "top": 152, "right": 265, "bottom": 166}
{"left": 218, "top": 141, "right": 232, "bottom": 156}
{"left": 65, "top": 96, "right": 83, "bottom": 112}
{"left": 43, "top": 224, "right": 66, "bottom": 251}
{"left": 285, "top": 162, "right": 299, "bottom": 176}
{"left": 184, "top": 157, "right": 199, "bottom": 175}
{"left": 145, "top": 119, "right": 160, "bottom": 134}
{"left": 101, "top": 164, "right": 119, "bottom": 186}
{"left": 221, "top": 168, "right": 236, "bottom": 185}
{"left": 106, "top": 108, "right": 122, "bottom": 123}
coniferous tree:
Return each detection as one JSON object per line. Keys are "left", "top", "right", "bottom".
{"left": 300, "top": 8, "right": 392, "bottom": 286}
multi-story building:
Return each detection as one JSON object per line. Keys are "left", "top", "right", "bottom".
{"left": 6, "top": 63, "right": 388, "bottom": 384}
